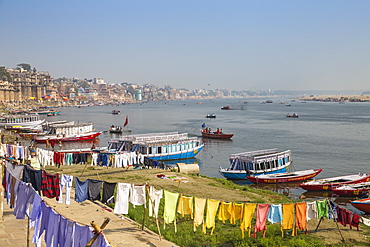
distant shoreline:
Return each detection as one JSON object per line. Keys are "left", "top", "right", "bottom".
{"left": 298, "top": 94, "right": 370, "bottom": 102}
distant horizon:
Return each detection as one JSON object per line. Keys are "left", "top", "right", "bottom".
{"left": 1, "top": 1, "right": 370, "bottom": 92}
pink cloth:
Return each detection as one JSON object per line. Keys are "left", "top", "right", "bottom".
{"left": 253, "top": 204, "right": 270, "bottom": 238}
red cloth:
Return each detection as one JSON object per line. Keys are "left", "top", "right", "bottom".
{"left": 41, "top": 170, "right": 60, "bottom": 200}
{"left": 253, "top": 204, "right": 270, "bottom": 238}
{"left": 350, "top": 213, "right": 360, "bottom": 231}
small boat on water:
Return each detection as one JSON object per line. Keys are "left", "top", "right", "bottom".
{"left": 201, "top": 130, "right": 233, "bottom": 139}
{"left": 109, "top": 125, "right": 123, "bottom": 134}
{"left": 98, "top": 132, "right": 204, "bottom": 161}
{"left": 112, "top": 110, "right": 120, "bottom": 115}
{"left": 247, "top": 169, "right": 323, "bottom": 184}
{"left": 219, "top": 149, "right": 292, "bottom": 180}
{"left": 332, "top": 181, "right": 370, "bottom": 197}
{"left": 286, "top": 113, "right": 299, "bottom": 118}
{"left": 34, "top": 110, "right": 60, "bottom": 115}
{"left": 205, "top": 114, "right": 216, "bottom": 118}
{"left": 299, "top": 173, "right": 370, "bottom": 191}
{"left": 351, "top": 198, "right": 370, "bottom": 213}
{"left": 33, "top": 121, "right": 101, "bottom": 142}
{"left": 221, "top": 105, "right": 231, "bottom": 110}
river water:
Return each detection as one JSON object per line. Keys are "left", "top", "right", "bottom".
{"left": 36, "top": 97, "right": 370, "bottom": 213}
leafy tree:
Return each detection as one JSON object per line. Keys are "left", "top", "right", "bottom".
{"left": 0, "top": 67, "right": 12, "bottom": 82}
{"left": 17, "top": 63, "right": 31, "bottom": 72}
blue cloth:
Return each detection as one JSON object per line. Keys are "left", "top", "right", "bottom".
{"left": 75, "top": 177, "right": 89, "bottom": 202}
{"left": 267, "top": 204, "right": 282, "bottom": 224}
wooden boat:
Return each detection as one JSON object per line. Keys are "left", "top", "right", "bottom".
{"left": 247, "top": 169, "right": 322, "bottom": 184}
{"left": 33, "top": 121, "right": 101, "bottom": 142}
{"left": 299, "top": 173, "right": 370, "bottom": 191}
{"left": 112, "top": 110, "right": 120, "bottom": 115}
{"left": 205, "top": 114, "right": 216, "bottom": 118}
{"left": 332, "top": 181, "right": 370, "bottom": 196}
{"left": 34, "top": 110, "right": 60, "bottom": 115}
{"left": 109, "top": 125, "right": 122, "bottom": 134}
{"left": 351, "top": 198, "right": 370, "bottom": 213}
{"left": 219, "top": 149, "right": 292, "bottom": 180}
{"left": 201, "top": 131, "right": 233, "bottom": 139}
{"left": 99, "top": 132, "right": 204, "bottom": 161}
{"left": 0, "top": 113, "right": 45, "bottom": 128}
{"left": 286, "top": 113, "right": 299, "bottom": 118}
{"left": 221, "top": 105, "right": 231, "bottom": 110}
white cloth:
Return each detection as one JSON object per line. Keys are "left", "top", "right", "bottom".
{"left": 306, "top": 201, "right": 317, "bottom": 220}
{"left": 148, "top": 186, "right": 163, "bottom": 218}
{"left": 58, "top": 174, "right": 73, "bottom": 205}
{"left": 129, "top": 185, "right": 146, "bottom": 208}
{"left": 114, "top": 183, "right": 131, "bottom": 214}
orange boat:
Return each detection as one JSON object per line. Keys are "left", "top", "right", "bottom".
{"left": 247, "top": 169, "right": 322, "bottom": 184}
{"left": 351, "top": 198, "right": 370, "bottom": 213}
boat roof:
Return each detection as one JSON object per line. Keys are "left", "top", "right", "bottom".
{"left": 230, "top": 149, "right": 291, "bottom": 162}
{"left": 46, "top": 121, "right": 94, "bottom": 128}
{"left": 109, "top": 132, "right": 200, "bottom": 145}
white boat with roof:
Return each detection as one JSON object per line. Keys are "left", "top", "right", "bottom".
{"left": 97, "top": 132, "right": 204, "bottom": 161}
{"left": 219, "top": 148, "right": 292, "bottom": 180}
{"left": 0, "top": 113, "right": 45, "bottom": 128}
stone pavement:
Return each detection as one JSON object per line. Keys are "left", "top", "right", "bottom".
{"left": 0, "top": 194, "right": 178, "bottom": 247}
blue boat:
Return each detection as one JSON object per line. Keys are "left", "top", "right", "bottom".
{"left": 100, "top": 132, "right": 204, "bottom": 161}
{"left": 219, "top": 149, "right": 292, "bottom": 180}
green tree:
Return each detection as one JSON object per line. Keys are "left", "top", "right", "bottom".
{"left": 17, "top": 63, "right": 31, "bottom": 72}
{"left": 0, "top": 67, "right": 12, "bottom": 82}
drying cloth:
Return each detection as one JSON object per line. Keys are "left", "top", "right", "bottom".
{"left": 163, "top": 190, "right": 179, "bottom": 232}
{"left": 230, "top": 202, "right": 244, "bottom": 225}
{"left": 88, "top": 179, "right": 103, "bottom": 201}
{"left": 22, "top": 165, "right": 42, "bottom": 191}
{"left": 75, "top": 177, "right": 89, "bottom": 203}
{"left": 177, "top": 195, "right": 193, "bottom": 218}
{"left": 253, "top": 204, "right": 270, "bottom": 238}
{"left": 282, "top": 203, "right": 295, "bottom": 237}
{"left": 203, "top": 199, "right": 220, "bottom": 235}
{"left": 218, "top": 201, "right": 232, "bottom": 223}
{"left": 102, "top": 182, "right": 117, "bottom": 204}
{"left": 58, "top": 174, "right": 73, "bottom": 205}
{"left": 268, "top": 204, "right": 282, "bottom": 224}
{"left": 351, "top": 213, "right": 360, "bottom": 231}
{"left": 328, "top": 200, "right": 337, "bottom": 220}
{"left": 41, "top": 170, "right": 60, "bottom": 200}
{"left": 148, "top": 186, "right": 163, "bottom": 218}
{"left": 6, "top": 162, "right": 24, "bottom": 179}
{"left": 295, "top": 202, "right": 308, "bottom": 234}
{"left": 316, "top": 199, "right": 328, "bottom": 219}
{"left": 306, "top": 201, "right": 317, "bottom": 220}
{"left": 129, "top": 185, "right": 146, "bottom": 207}
{"left": 240, "top": 203, "right": 256, "bottom": 238}
{"left": 193, "top": 197, "right": 206, "bottom": 232}
{"left": 114, "top": 183, "right": 131, "bottom": 214}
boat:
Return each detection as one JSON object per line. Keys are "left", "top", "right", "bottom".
{"left": 332, "top": 181, "right": 370, "bottom": 196}
{"left": 201, "top": 130, "right": 234, "bottom": 139}
{"left": 351, "top": 198, "right": 370, "bottom": 213}
{"left": 98, "top": 132, "right": 204, "bottom": 161}
{"left": 247, "top": 169, "right": 322, "bottom": 184}
{"left": 33, "top": 110, "right": 60, "bottom": 115}
{"left": 266, "top": 100, "right": 273, "bottom": 103}
{"left": 286, "top": 113, "right": 299, "bottom": 118}
{"left": 219, "top": 149, "right": 292, "bottom": 180}
{"left": 0, "top": 113, "right": 45, "bottom": 128}
{"left": 205, "top": 114, "right": 216, "bottom": 118}
{"left": 33, "top": 121, "right": 101, "bottom": 142}
{"left": 221, "top": 105, "right": 231, "bottom": 110}
{"left": 112, "top": 110, "right": 120, "bottom": 115}
{"left": 109, "top": 125, "right": 123, "bottom": 134}
{"left": 299, "top": 173, "right": 370, "bottom": 191}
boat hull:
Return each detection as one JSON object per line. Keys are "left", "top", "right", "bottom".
{"left": 351, "top": 198, "right": 370, "bottom": 213}
{"left": 34, "top": 132, "right": 101, "bottom": 143}
{"left": 247, "top": 169, "right": 322, "bottom": 184}
{"left": 201, "top": 132, "right": 234, "bottom": 139}
{"left": 148, "top": 144, "right": 204, "bottom": 161}
{"left": 299, "top": 174, "right": 370, "bottom": 191}
{"left": 220, "top": 166, "right": 289, "bottom": 180}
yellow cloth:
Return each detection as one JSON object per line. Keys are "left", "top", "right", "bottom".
{"left": 203, "top": 199, "right": 220, "bottom": 235}
{"left": 240, "top": 203, "right": 256, "bottom": 238}
{"left": 218, "top": 201, "right": 232, "bottom": 223}
{"left": 193, "top": 197, "right": 206, "bottom": 232}
{"left": 230, "top": 202, "right": 244, "bottom": 225}
{"left": 29, "top": 156, "right": 41, "bottom": 170}
{"left": 163, "top": 190, "right": 179, "bottom": 232}
{"left": 108, "top": 154, "right": 115, "bottom": 167}
{"left": 177, "top": 195, "right": 193, "bottom": 218}
{"left": 282, "top": 203, "right": 296, "bottom": 237}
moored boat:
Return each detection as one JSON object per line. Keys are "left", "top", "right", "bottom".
{"left": 0, "top": 113, "right": 45, "bottom": 128}
{"left": 299, "top": 173, "right": 370, "bottom": 191}
{"left": 247, "top": 169, "right": 322, "bottom": 184}
{"left": 98, "top": 132, "right": 204, "bottom": 161}
{"left": 219, "top": 149, "right": 292, "bottom": 180}
{"left": 332, "top": 181, "right": 370, "bottom": 196}
{"left": 33, "top": 121, "right": 101, "bottom": 142}
{"left": 351, "top": 198, "right": 370, "bottom": 213}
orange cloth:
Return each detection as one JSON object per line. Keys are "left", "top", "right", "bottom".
{"left": 295, "top": 202, "right": 308, "bottom": 234}
{"left": 282, "top": 203, "right": 296, "bottom": 237}
{"left": 230, "top": 202, "right": 244, "bottom": 225}
{"left": 193, "top": 197, "right": 206, "bottom": 232}
{"left": 253, "top": 204, "right": 270, "bottom": 238}
{"left": 218, "top": 201, "right": 232, "bottom": 223}
{"left": 177, "top": 195, "right": 193, "bottom": 218}
{"left": 240, "top": 203, "right": 256, "bottom": 238}
{"left": 203, "top": 199, "right": 220, "bottom": 235}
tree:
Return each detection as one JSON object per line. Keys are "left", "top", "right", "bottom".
{"left": 17, "top": 63, "right": 31, "bottom": 72}
{"left": 0, "top": 67, "right": 12, "bottom": 82}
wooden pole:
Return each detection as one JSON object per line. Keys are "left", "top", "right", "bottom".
{"left": 327, "top": 200, "right": 346, "bottom": 245}
{"left": 86, "top": 217, "right": 112, "bottom": 247}
{"left": 27, "top": 216, "right": 30, "bottom": 247}
{"left": 145, "top": 185, "right": 162, "bottom": 241}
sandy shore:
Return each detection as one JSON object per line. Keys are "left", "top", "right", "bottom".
{"left": 298, "top": 94, "right": 370, "bottom": 102}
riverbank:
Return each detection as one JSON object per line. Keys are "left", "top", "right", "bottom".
{"left": 298, "top": 94, "right": 370, "bottom": 102}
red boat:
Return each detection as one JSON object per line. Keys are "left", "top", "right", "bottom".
{"left": 299, "top": 173, "right": 370, "bottom": 191}
{"left": 332, "top": 181, "right": 370, "bottom": 196}
{"left": 221, "top": 105, "right": 231, "bottom": 110}
{"left": 201, "top": 131, "right": 234, "bottom": 139}
{"left": 351, "top": 198, "right": 370, "bottom": 213}
{"left": 34, "top": 132, "right": 101, "bottom": 143}
{"left": 247, "top": 169, "right": 322, "bottom": 184}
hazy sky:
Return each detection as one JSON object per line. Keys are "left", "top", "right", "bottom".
{"left": 1, "top": 1, "right": 370, "bottom": 91}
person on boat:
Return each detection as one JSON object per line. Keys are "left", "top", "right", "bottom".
{"left": 202, "top": 123, "right": 206, "bottom": 128}
{"left": 50, "top": 140, "right": 55, "bottom": 151}
{"left": 216, "top": 128, "right": 220, "bottom": 134}
{"left": 220, "top": 129, "right": 223, "bottom": 134}
{"left": 202, "top": 128, "right": 207, "bottom": 133}
{"left": 208, "top": 127, "right": 212, "bottom": 133}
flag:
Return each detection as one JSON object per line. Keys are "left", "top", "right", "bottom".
{"left": 123, "top": 115, "right": 129, "bottom": 127}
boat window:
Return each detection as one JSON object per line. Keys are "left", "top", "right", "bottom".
{"left": 131, "top": 144, "right": 139, "bottom": 152}
{"left": 278, "top": 158, "right": 283, "bottom": 167}
{"left": 158, "top": 146, "right": 162, "bottom": 154}
{"left": 162, "top": 146, "right": 167, "bottom": 153}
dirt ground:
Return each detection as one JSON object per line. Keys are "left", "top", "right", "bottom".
{"left": 44, "top": 165, "right": 370, "bottom": 246}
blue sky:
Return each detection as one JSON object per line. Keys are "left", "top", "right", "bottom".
{"left": 1, "top": 0, "right": 370, "bottom": 91}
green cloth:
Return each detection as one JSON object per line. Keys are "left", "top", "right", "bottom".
{"left": 316, "top": 199, "right": 328, "bottom": 219}
{"left": 164, "top": 190, "right": 179, "bottom": 232}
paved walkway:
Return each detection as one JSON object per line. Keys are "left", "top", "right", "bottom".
{"left": 0, "top": 194, "right": 178, "bottom": 247}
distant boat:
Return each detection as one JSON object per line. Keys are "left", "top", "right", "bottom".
{"left": 286, "top": 104, "right": 291, "bottom": 107}
{"left": 112, "top": 110, "right": 120, "bottom": 115}
{"left": 201, "top": 130, "right": 233, "bottom": 139}
{"left": 221, "top": 105, "right": 231, "bottom": 110}
{"left": 205, "top": 114, "right": 216, "bottom": 118}
{"left": 266, "top": 100, "right": 273, "bottom": 103}
{"left": 286, "top": 113, "right": 299, "bottom": 118}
